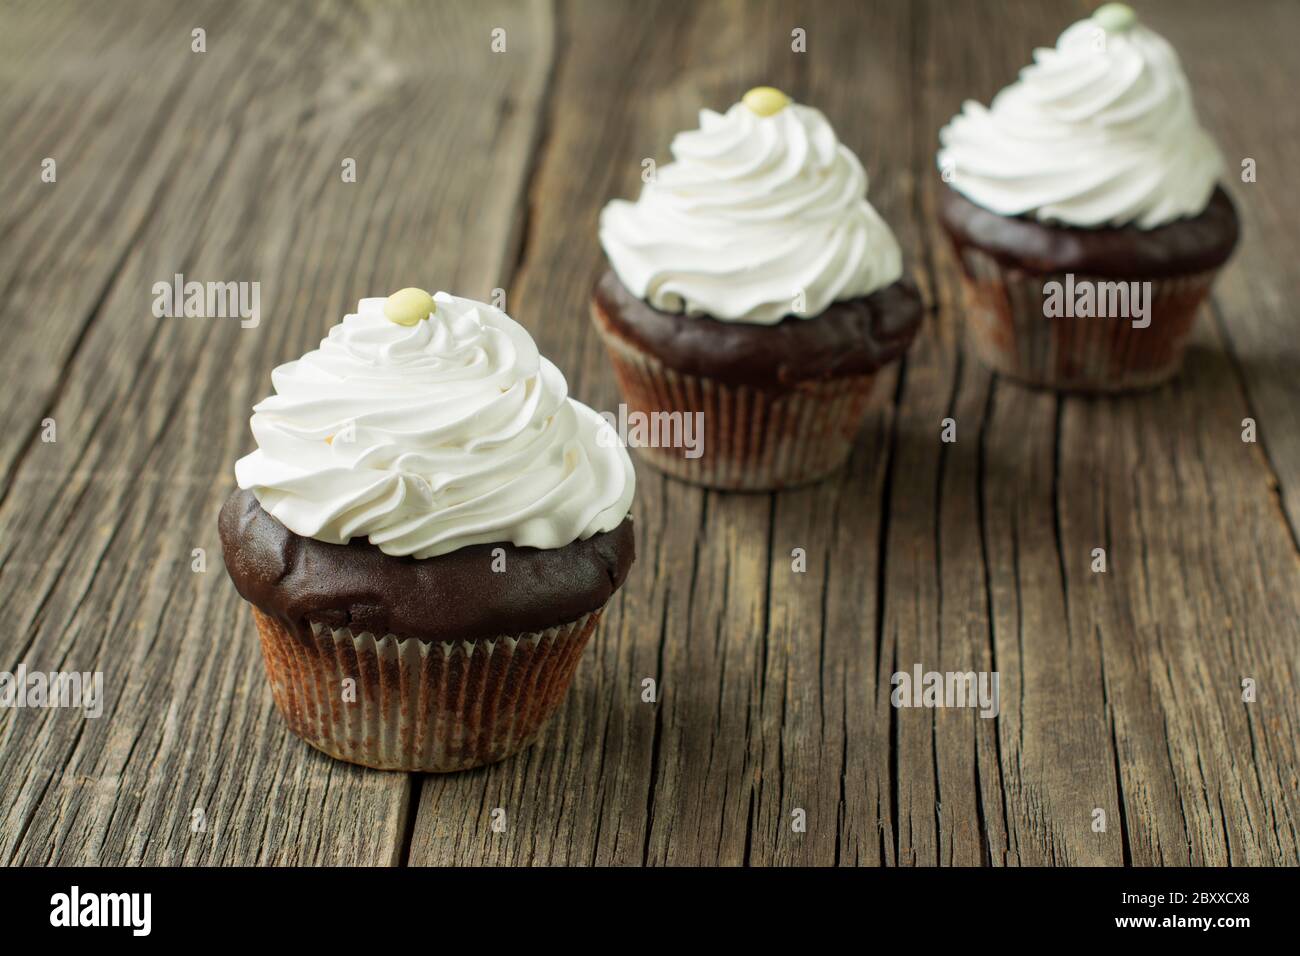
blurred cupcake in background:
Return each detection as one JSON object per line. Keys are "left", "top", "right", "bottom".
{"left": 220, "top": 289, "right": 635, "bottom": 772}
{"left": 936, "top": 3, "right": 1238, "bottom": 392}
{"left": 593, "top": 87, "right": 922, "bottom": 491}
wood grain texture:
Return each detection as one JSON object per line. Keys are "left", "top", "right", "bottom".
{"left": 1165, "top": 0, "right": 1300, "bottom": 548}
{"left": 0, "top": 0, "right": 554, "bottom": 864}
{"left": 1, "top": 0, "right": 1297, "bottom": 867}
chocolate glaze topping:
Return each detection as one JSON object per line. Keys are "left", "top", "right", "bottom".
{"left": 219, "top": 488, "right": 635, "bottom": 644}
{"left": 592, "top": 269, "right": 923, "bottom": 389}
{"left": 938, "top": 184, "right": 1239, "bottom": 278}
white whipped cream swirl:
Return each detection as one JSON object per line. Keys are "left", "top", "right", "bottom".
{"left": 937, "top": 15, "right": 1224, "bottom": 229}
{"left": 600, "top": 100, "right": 902, "bottom": 324}
{"left": 235, "top": 293, "right": 634, "bottom": 559}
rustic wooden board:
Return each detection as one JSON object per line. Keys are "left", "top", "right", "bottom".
{"left": 1, "top": 0, "right": 1297, "bottom": 867}
{"left": 0, "top": 0, "right": 554, "bottom": 865}
{"left": 1170, "top": 0, "right": 1300, "bottom": 548}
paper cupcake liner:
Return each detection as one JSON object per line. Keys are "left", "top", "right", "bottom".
{"left": 252, "top": 606, "right": 600, "bottom": 772}
{"left": 592, "top": 311, "right": 879, "bottom": 491}
{"left": 952, "top": 246, "right": 1220, "bottom": 392}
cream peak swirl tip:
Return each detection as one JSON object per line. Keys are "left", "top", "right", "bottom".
{"left": 936, "top": 5, "right": 1224, "bottom": 228}
{"left": 234, "top": 290, "right": 635, "bottom": 559}
{"left": 599, "top": 91, "right": 902, "bottom": 324}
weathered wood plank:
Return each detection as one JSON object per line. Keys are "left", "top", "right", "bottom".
{"left": 410, "top": 0, "right": 713, "bottom": 866}
{"left": 917, "top": 0, "right": 1300, "bottom": 865}
{"left": 409, "top": 0, "right": 956, "bottom": 868}
{"left": 1152, "top": 0, "right": 1300, "bottom": 547}
{"left": 1061, "top": 344, "right": 1300, "bottom": 865}
{"left": 2, "top": 0, "right": 1297, "bottom": 867}
{"left": 753, "top": 0, "right": 916, "bottom": 868}
{"left": 0, "top": 0, "right": 554, "bottom": 864}
{"left": 1072, "top": 0, "right": 1300, "bottom": 865}
{"left": 914, "top": 0, "right": 1123, "bottom": 867}
{"left": 409, "top": 0, "right": 1300, "bottom": 867}
{"left": 0, "top": 0, "right": 225, "bottom": 499}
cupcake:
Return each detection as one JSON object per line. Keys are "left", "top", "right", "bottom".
{"left": 593, "top": 87, "right": 922, "bottom": 491}
{"left": 936, "top": 3, "right": 1238, "bottom": 392}
{"left": 219, "top": 289, "right": 636, "bottom": 772}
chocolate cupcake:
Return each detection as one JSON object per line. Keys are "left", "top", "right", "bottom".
{"left": 936, "top": 3, "right": 1238, "bottom": 392}
{"left": 220, "top": 289, "right": 636, "bottom": 772}
{"left": 593, "top": 87, "right": 922, "bottom": 490}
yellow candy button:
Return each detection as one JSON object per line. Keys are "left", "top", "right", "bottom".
{"left": 1093, "top": 3, "right": 1137, "bottom": 31}
{"left": 383, "top": 287, "right": 435, "bottom": 326}
{"left": 742, "top": 86, "right": 791, "bottom": 117}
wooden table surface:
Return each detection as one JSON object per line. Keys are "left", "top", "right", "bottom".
{"left": 2, "top": 0, "right": 1298, "bottom": 867}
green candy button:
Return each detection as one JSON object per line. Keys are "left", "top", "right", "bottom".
{"left": 1093, "top": 3, "right": 1137, "bottom": 32}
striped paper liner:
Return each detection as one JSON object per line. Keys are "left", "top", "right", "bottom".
{"left": 954, "top": 247, "right": 1220, "bottom": 392}
{"left": 592, "top": 306, "right": 880, "bottom": 491}
{"left": 252, "top": 607, "right": 600, "bottom": 772}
